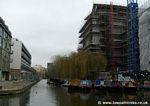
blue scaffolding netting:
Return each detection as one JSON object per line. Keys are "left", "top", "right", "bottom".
{"left": 127, "top": 0, "right": 140, "bottom": 71}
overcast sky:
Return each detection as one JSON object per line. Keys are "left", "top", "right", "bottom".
{"left": 0, "top": 0, "right": 131, "bottom": 67}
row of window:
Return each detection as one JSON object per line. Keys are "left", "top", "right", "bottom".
{"left": 0, "top": 58, "right": 10, "bottom": 69}
{"left": 0, "top": 27, "right": 11, "bottom": 49}
{"left": 0, "top": 25, "right": 12, "bottom": 71}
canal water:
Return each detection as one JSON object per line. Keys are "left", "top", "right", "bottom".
{"left": 0, "top": 80, "right": 149, "bottom": 106}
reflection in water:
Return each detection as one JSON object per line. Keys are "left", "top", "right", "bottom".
{"left": 0, "top": 80, "right": 149, "bottom": 106}
{"left": 0, "top": 90, "right": 30, "bottom": 106}
{"left": 80, "top": 93, "right": 90, "bottom": 101}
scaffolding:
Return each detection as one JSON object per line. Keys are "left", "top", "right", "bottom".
{"left": 127, "top": 0, "right": 140, "bottom": 71}
{"left": 109, "top": 2, "right": 115, "bottom": 67}
{"left": 79, "top": 3, "right": 127, "bottom": 71}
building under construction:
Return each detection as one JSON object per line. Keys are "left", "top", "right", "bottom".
{"left": 78, "top": 3, "right": 127, "bottom": 71}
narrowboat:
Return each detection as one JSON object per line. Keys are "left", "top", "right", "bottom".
{"left": 79, "top": 80, "right": 92, "bottom": 92}
{"left": 53, "top": 79, "right": 64, "bottom": 85}
{"left": 94, "top": 79, "right": 106, "bottom": 90}
{"left": 122, "top": 81, "right": 137, "bottom": 93}
{"left": 143, "top": 81, "right": 150, "bottom": 90}
{"left": 105, "top": 81, "right": 111, "bottom": 90}
{"left": 62, "top": 80, "right": 69, "bottom": 87}
{"left": 108, "top": 81, "right": 123, "bottom": 92}
{"left": 47, "top": 78, "right": 54, "bottom": 84}
{"left": 68, "top": 79, "right": 80, "bottom": 92}
{"left": 139, "top": 81, "right": 150, "bottom": 91}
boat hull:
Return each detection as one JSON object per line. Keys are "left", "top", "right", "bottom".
{"left": 123, "top": 87, "right": 137, "bottom": 93}
{"left": 94, "top": 86, "right": 106, "bottom": 91}
{"left": 108, "top": 86, "right": 123, "bottom": 93}
{"left": 79, "top": 86, "right": 92, "bottom": 93}
{"left": 68, "top": 85, "right": 79, "bottom": 92}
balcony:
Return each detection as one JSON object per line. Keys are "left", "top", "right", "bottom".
{"left": 79, "top": 26, "right": 92, "bottom": 38}
{"left": 78, "top": 38, "right": 83, "bottom": 44}
{"left": 79, "top": 19, "right": 91, "bottom": 33}
{"left": 84, "top": 43, "right": 102, "bottom": 50}
{"left": 78, "top": 44, "right": 83, "bottom": 50}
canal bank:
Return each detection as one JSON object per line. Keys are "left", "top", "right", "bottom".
{"left": 0, "top": 80, "right": 39, "bottom": 95}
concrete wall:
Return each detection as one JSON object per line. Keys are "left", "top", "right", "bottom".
{"left": 92, "top": 35, "right": 100, "bottom": 45}
{"left": 9, "top": 69, "right": 21, "bottom": 80}
{"left": 139, "top": 9, "right": 150, "bottom": 71}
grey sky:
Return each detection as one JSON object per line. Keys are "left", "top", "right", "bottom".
{"left": 0, "top": 0, "right": 129, "bottom": 67}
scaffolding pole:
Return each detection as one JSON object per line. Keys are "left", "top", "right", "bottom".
{"left": 109, "top": 2, "right": 115, "bottom": 67}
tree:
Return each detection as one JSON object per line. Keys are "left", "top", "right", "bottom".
{"left": 49, "top": 51, "right": 107, "bottom": 79}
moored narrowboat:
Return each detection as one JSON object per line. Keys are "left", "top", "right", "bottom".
{"left": 122, "top": 81, "right": 137, "bottom": 93}
{"left": 62, "top": 80, "right": 69, "bottom": 87}
{"left": 47, "top": 78, "right": 63, "bottom": 85}
{"left": 108, "top": 81, "right": 123, "bottom": 92}
{"left": 68, "top": 79, "right": 80, "bottom": 92}
{"left": 47, "top": 78, "right": 54, "bottom": 84}
{"left": 143, "top": 81, "right": 150, "bottom": 90}
{"left": 79, "top": 80, "right": 92, "bottom": 92}
{"left": 94, "top": 79, "right": 106, "bottom": 90}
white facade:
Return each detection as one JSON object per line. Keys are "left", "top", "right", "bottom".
{"left": 10, "top": 38, "right": 22, "bottom": 69}
{"left": 139, "top": 6, "right": 150, "bottom": 71}
{"left": 10, "top": 38, "right": 31, "bottom": 71}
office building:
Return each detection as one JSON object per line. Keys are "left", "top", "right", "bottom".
{"left": 0, "top": 17, "right": 12, "bottom": 80}
{"left": 10, "top": 38, "right": 32, "bottom": 80}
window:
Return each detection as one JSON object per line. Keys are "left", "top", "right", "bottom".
{"left": 92, "top": 19, "right": 97, "bottom": 24}
{"left": 92, "top": 26, "right": 99, "bottom": 32}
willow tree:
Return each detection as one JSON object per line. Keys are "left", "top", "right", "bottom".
{"left": 51, "top": 51, "right": 107, "bottom": 79}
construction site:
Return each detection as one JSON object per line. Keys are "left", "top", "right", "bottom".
{"left": 78, "top": 3, "right": 127, "bottom": 72}
{"left": 78, "top": 0, "right": 150, "bottom": 76}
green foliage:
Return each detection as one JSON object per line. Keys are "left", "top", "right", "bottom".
{"left": 50, "top": 51, "right": 107, "bottom": 79}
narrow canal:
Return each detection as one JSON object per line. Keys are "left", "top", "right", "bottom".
{"left": 0, "top": 80, "right": 149, "bottom": 106}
